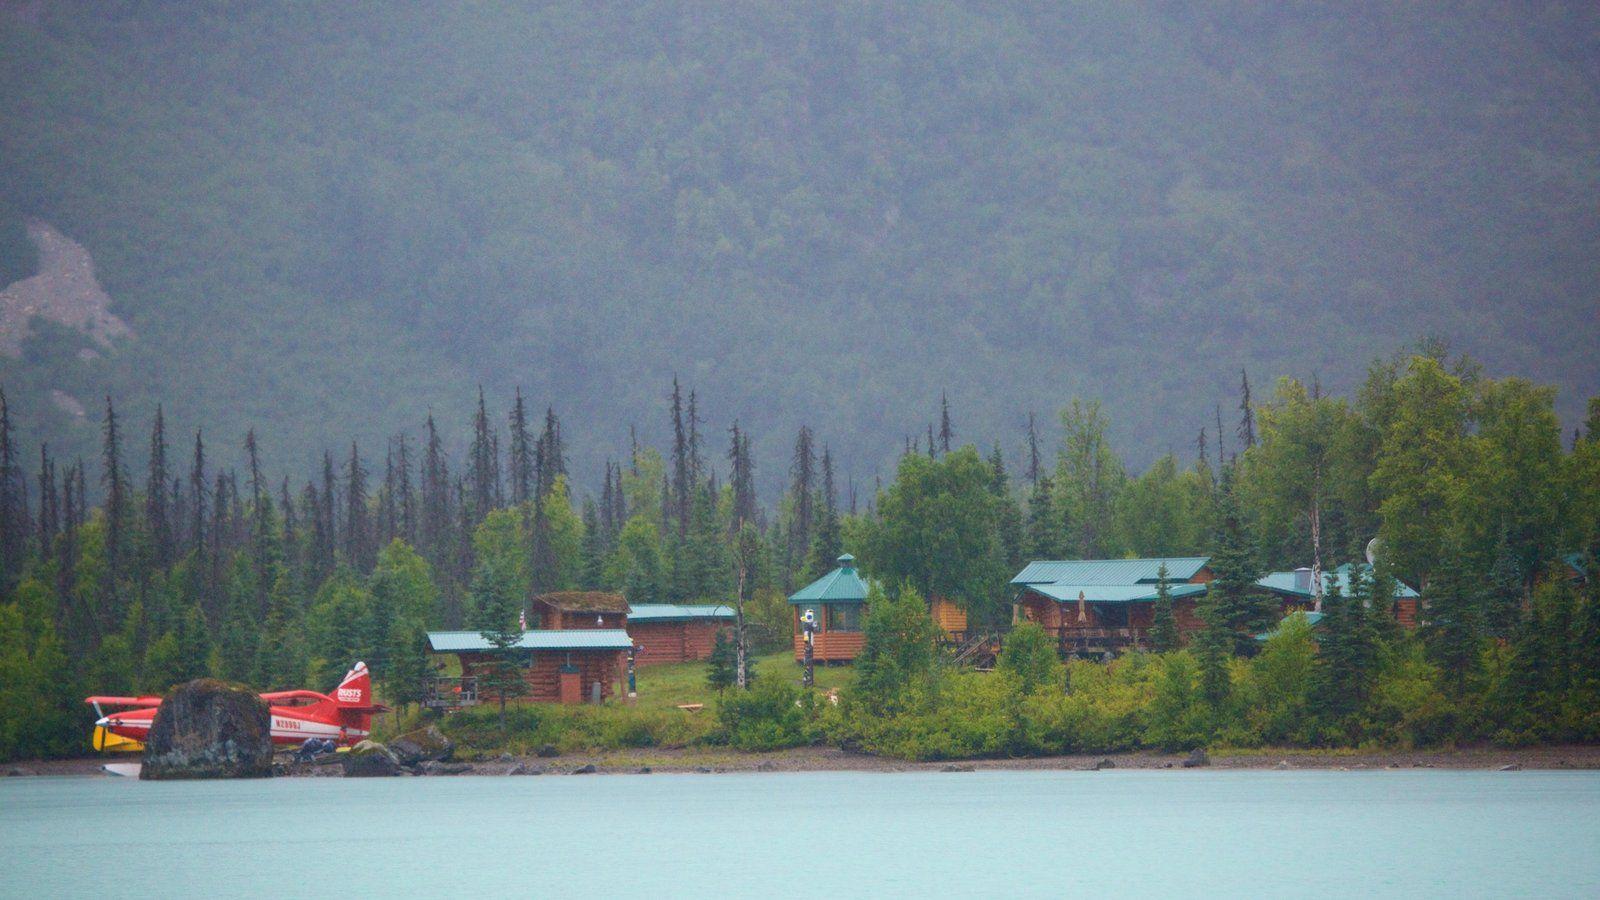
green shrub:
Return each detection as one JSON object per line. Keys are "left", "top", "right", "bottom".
{"left": 716, "top": 680, "right": 819, "bottom": 751}
{"left": 1231, "top": 615, "right": 1322, "bottom": 746}
{"left": 1144, "top": 652, "right": 1213, "bottom": 751}
{"left": 440, "top": 702, "right": 709, "bottom": 755}
{"left": 997, "top": 622, "right": 1064, "bottom": 694}
{"left": 1365, "top": 641, "right": 1459, "bottom": 748}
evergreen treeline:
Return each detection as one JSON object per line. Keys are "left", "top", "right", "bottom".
{"left": 5, "top": 3, "right": 1599, "bottom": 491}
{"left": 3, "top": 343, "right": 1599, "bottom": 761}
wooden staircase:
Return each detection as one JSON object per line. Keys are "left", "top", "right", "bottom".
{"left": 947, "top": 630, "right": 1002, "bottom": 670}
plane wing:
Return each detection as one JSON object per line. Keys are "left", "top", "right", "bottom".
{"left": 258, "top": 689, "right": 334, "bottom": 703}
{"left": 85, "top": 695, "right": 165, "bottom": 708}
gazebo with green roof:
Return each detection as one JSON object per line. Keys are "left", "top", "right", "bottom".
{"left": 788, "top": 553, "right": 872, "bottom": 663}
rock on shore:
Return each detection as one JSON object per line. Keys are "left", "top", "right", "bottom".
{"left": 141, "top": 680, "right": 273, "bottom": 780}
{"left": 389, "top": 726, "right": 453, "bottom": 767}
{"left": 342, "top": 741, "right": 403, "bottom": 777}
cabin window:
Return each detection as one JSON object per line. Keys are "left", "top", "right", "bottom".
{"left": 827, "top": 603, "right": 862, "bottom": 632}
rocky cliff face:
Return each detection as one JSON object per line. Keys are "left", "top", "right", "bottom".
{"left": 140, "top": 679, "right": 273, "bottom": 780}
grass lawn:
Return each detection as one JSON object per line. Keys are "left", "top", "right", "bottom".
{"left": 423, "top": 649, "right": 855, "bottom": 756}
{"left": 631, "top": 649, "right": 855, "bottom": 711}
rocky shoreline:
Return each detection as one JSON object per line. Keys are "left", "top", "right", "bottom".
{"left": 11, "top": 744, "right": 1600, "bottom": 778}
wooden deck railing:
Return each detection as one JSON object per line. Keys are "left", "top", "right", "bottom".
{"left": 422, "top": 676, "right": 479, "bottom": 709}
{"left": 1056, "top": 626, "right": 1150, "bottom": 656}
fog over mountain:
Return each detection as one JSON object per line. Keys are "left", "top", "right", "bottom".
{"left": 3, "top": 2, "right": 1597, "bottom": 492}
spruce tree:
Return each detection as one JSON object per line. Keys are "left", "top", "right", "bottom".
{"left": 508, "top": 387, "right": 533, "bottom": 506}
{"left": 939, "top": 391, "right": 954, "bottom": 453}
{"left": 806, "top": 446, "right": 842, "bottom": 580}
{"left": 377, "top": 444, "right": 397, "bottom": 546}
{"left": 0, "top": 387, "right": 25, "bottom": 589}
{"left": 279, "top": 477, "right": 300, "bottom": 580}
{"left": 254, "top": 572, "right": 307, "bottom": 690}
{"left": 385, "top": 616, "right": 433, "bottom": 716}
{"left": 344, "top": 442, "right": 372, "bottom": 571}
{"left": 1238, "top": 369, "right": 1256, "bottom": 449}
{"left": 320, "top": 449, "right": 339, "bottom": 550}
{"left": 534, "top": 407, "right": 564, "bottom": 499}
{"left": 245, "top": 430, "right": 279, "bottom": 616}
{"left": 1484, "top": 529, "right": 1524, "bottom": 641}
{"left": 421, "top": 414, "right": 451, "bottom": 567}
{"left": 1151, "top": 563, "right": 1180, "bottom": 652}
{"left": 990, "top": 443, "right": 1025, "bottom": 572}
{"left": 706, "top": 629, "right": 735, "bottom": 693}
{"left": 145, "top": 405, "right": 172, "bottom": 568}
{"left": 394, "top": 432, "right": 416, "bottom": 545}
{"left": 687, "top": 387, "right": 704, "bottom": 487}
{"left": 1315, "top": 568, "right": 1378, "bottom": 726}
{"left": 100, "top": 396, "right": 128, "bottom": 577}
{"left": 467, "top": 387, "right": 495, "bottom": 521}
{"left": 1026, "top": 475, "right": 1058, "bottom": 559}
{"left": 37, "top": 444, "right": 58, "bottom": 554}
{"left": 528, "top": 492, "right": 557, "bottom": 598}
{"left": 1193, "top": 610, "right": 1231, "bottom": 707}
{"left": 728, "top": 421, "right": 757, "bottom": 530}
{"left": 1204, "top": 470, "right": 1271, "bottom": 655}
{"left": 1025, "top": 411, "right": 1041, "bottom": 487}
{"left": 189, "top": 430, "right": 208, "bottom": 560}
{"left": 599, "top": 461, "right": 616, "bottom": 539}
{"left": 1423, "top": 532, "right": 1483, "bottom": 694}
{"left": 788, "top": 426, "right": 815, "bottom": 584}
{"left": 670, "top": 377, "right": 690, "bottom": 537}
{"left": 472, "top": 559, "right": 528, "bottom": 731}
{"left": 579, "top": 498, "right": 605, "bottom": 589}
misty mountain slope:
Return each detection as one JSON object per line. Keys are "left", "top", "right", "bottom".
{"left": 1, "top": 1, "right": 1596, "bottom": 489}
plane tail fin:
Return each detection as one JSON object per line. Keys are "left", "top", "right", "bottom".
{"left": 333, "top": 661, "right": 373, "bottom": 708}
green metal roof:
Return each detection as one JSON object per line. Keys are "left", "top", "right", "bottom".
{"left": 1010, "top": 557, "right": 1211, "bottom": 586}
{"left": 789, "top": 554, "right": 874, "bottom": 604}
{"left": 426, "top": 629, "right": 635, "bottom": 653}
{"left": 627, "top": 603, "right": 735, "bottom": 622}
{"left": 1254, "top": 611, "right": 1326, "bottom": 641}
{"left": 1256, "top": 563, "right": 1419, "bottom": 599}
{"left": 1563, "top": 552, "right": 1589, "bottom": 579}
{"left": 1023, "top": 582, "right": 1208, "bottom": 604}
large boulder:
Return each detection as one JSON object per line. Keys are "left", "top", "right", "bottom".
{"left": 141, "top": 679, "right": 273, "bottom": 780}
{"left": 342, "top": 740, "right": 403, "bottom": 777}
{"left": 389, "top": 726, "right": 453, "bottom": 767}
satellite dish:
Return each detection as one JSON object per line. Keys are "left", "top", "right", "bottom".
{"left": 1365, "top": 537, "right": 1380, "bottom": 566}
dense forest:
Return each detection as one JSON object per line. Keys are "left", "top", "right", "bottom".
{"left": 2, "top": 344, "right": 1598, "bottom": 760}
{"left": 3, "top": 2, "right": 1599, "bottom": 491}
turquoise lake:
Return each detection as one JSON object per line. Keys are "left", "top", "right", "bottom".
{"left": 3, "top": 770, "right": 1598, "bottom": 898}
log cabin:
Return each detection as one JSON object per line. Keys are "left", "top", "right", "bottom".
{"left": 424, "top": 629, "right": 633, "bottom": 705}
{"left": 1560, "top": 552, "right": 1590, "bottom": 585}
{"left": 1009, "top": 557, "right": 1214, "bottom": 655}
{"left": 790, "top": 554, "right": 871, "bottom": 663}
{"left": 528, "top": 591, "right": 631, "bottom": 630}
{"left": 1256, "top": 563, "right": 1422, "bottom": 626}
{"left": 626, "top": 604, "right": 735, "bottom": 666}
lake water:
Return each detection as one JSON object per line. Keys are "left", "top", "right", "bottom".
{"left": 2, "top": 770, "right": 1598, "bottom": 898}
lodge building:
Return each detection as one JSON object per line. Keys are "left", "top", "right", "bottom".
{"left": 1010, "top": 557, "right": 1424, "bottom": 655}
{"left": 1255, "top": 563, "right": 1423, "bottom": 626}
{"left": 1010, "top": 557, "right": 1214, "bottom": 655}
{"left": 627, "top": 603, "right": 737, "bottom": 667}
{"left": 426, "top": 591, "right": 736, "bottom": 707}
{"left": 425, "top": 627, "right": 633, "bottom": 705}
